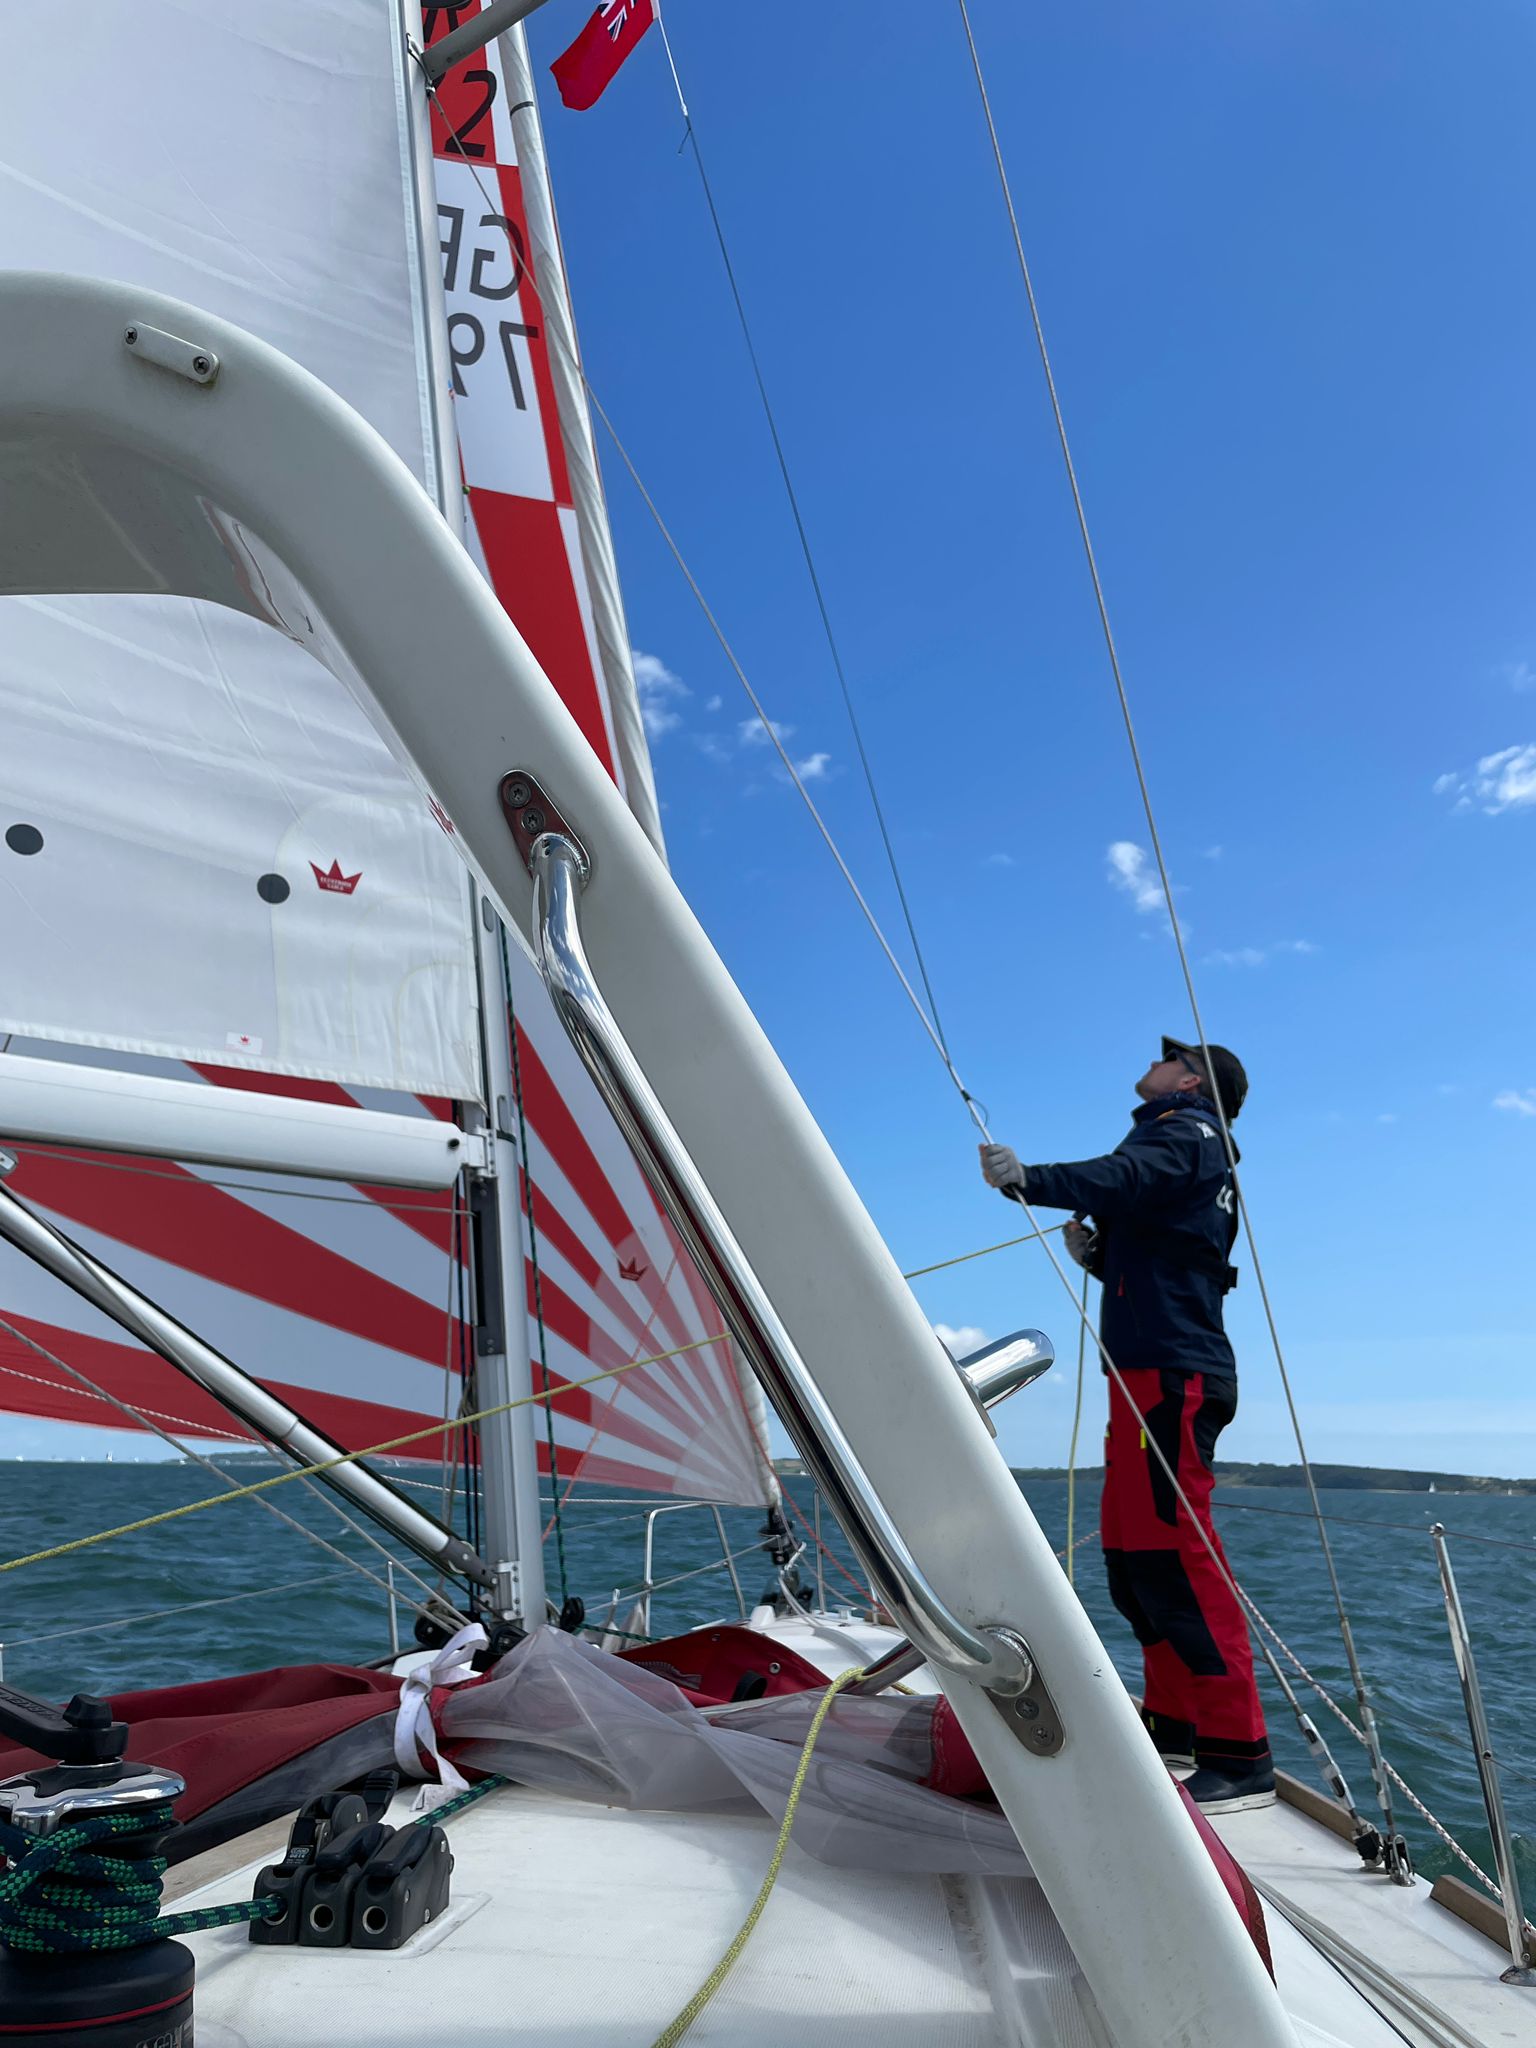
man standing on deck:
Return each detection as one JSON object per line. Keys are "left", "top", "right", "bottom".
{"left": 978, "top": 1038, "right": 1274, "bottom": 1814}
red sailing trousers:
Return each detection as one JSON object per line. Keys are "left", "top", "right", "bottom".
{"left": 1101, "top": 1369, "right": 1269, "bottom": 1770}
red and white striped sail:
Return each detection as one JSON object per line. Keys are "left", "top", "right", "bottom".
{"left": 0, "top": 2, "right": 775, "bottom": 1506}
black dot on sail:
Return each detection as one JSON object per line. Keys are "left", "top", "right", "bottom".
{"left": 5, "top": 824, "right": 42, "bottom": 856}
{"left": 257, "top": 872, "right": 290, "bottom": 904}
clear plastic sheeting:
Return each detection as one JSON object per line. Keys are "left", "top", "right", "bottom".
{"left": 439, "top": 1628, "right": 1036, "bottom": 1879}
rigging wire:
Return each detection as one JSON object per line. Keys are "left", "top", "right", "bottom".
{"left": 1064, "top": 1268, "right": 1089, "bottom": 1586}
{"left": 0, "top": 1332, "right": 732, "bottom": 1581}
{"left": 416, "top": 63, "right": 990, "bottom": 1134}
{"left": 668, "top": 53, "right": 960, "bottom": 1065}
{"left": 952, "top": 0, "right": 1403, "bottom": 1855}
{"left": 416, "top": 57, "right": 1449, "bottom": 1872}
{"left": 0, "top": 1309, "right": 462, "bottom": 1629}
{"left": 1238, "top": 1584, "right": 1504, "bottom": 1900}
{"left": 2, "top": 1567, "right": 357, "bottom": 1652}
{"left": 1213, "top": 1497, "right": 1536, "bottom": 1556}
{"left": 582, "top": 382, "right": 988, "bottom": 1138}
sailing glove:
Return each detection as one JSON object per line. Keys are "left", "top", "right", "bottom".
{"left": 979, "top": 1143, "right": 1026, "bottom": 1192}
{"left": 1063, "top": 1219, "right": 1096, "bottom": 1270}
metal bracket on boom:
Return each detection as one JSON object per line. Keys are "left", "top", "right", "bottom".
{"left": 123, "top": 320, "right": 219, "bottom": 386}
{"left": 982, "top": 1626, "right": 1065, "bottom": 1756}
{"left": 500, "top": 771, "right": 590, "bottom": 881}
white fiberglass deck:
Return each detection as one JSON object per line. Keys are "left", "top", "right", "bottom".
{"left": 1217, "top": 1795, "right": 1536, "bottom": 2047}
{"left": 170, "top": 1778, "right": 1432, "bottom": 2048}
{"left": 182, "top": 1783, "right": 1094, "bottom": 2048}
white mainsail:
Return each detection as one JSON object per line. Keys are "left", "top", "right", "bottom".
{"left": 0, "top": 1, "right": 776, "bottom": 1508}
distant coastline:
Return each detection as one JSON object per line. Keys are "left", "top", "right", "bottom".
{"left": 771, "top": 1457, "right": 1534, "bottom": 1495}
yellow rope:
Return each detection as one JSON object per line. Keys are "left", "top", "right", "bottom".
{"left": 901, "top": 1219, "right": 1063, "bottom": 1280}
{"left": 0, "top": 1334, "right": 728, "bottom": 1579}
{"left": 649, "top": 1664, "right": 867, "bottom": 2048}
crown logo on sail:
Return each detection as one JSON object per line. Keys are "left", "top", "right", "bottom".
{"left": 618, "top": 1257, "right": 648, "bottom": 1283}
{"left": 310, "top": 858, "right": 362, "bottom": 895}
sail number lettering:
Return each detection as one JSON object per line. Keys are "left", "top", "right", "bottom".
{"left": 439, "top": 205, "right": 538, "bottom": 406}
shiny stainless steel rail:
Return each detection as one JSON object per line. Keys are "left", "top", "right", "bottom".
{"left": 637, "top": 1502, "right": 750, "bottom": 1634}
{"left": 1430, "top": 1524, "right": 1535, "bottom": 1985}
{"left": 529, "top": 833, "right": 1029, "bottom": 1691}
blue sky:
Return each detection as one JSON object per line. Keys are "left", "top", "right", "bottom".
{"left": 14, "top": 1, "right": 1535, "bottom": 1476}
{"left": 527, "top": 0, "right": 1536, "bottom": 1477}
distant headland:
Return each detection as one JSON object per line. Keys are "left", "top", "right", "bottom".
{"left": 770, "top": 1457, "right": 1534, "bottom": 1495}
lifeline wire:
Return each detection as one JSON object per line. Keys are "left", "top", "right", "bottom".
{"left": 0, "top": 1333, "right": 729, "bottom": 1580}
{"left": 955, "top": 0, "right": 1402, "bottom": 1855}
{"left": 1238, "top": 1585, "right": 1503, "bottom": 1901}
{"left": 0, "top": 1308, "right": 461, "bottom": 1631}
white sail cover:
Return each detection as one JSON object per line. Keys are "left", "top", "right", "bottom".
{"left": 0, "top": 1, "right": 776, "bottom": 1506}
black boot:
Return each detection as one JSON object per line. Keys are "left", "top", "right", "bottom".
{"left": 1140, "top": 1706, "right": 1195, "bottom": 1773}
{"left": 1183, "top": 1755, "right": 1276, "bottom": 1813}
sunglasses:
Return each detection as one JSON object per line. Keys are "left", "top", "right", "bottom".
{"left": 1160, "top": 1047, "right": 1206, "bottom": 1079}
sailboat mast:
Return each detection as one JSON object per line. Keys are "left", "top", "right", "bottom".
{"left": 494, "top": 23, "right": 665, "bottom": 861}
{"left": 466, "top": 893, "right": 549, "bottom": 1626}
{"left": 397, "top": 0, "right": 548, "bottom": 1627}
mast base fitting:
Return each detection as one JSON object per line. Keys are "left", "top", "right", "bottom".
{"left": 472, "top": 1621, "right": 526, "bottom": 1671}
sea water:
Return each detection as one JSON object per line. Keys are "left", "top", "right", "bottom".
{"left": 1, "top": 1466, "right": 1530, "bottom": 1895}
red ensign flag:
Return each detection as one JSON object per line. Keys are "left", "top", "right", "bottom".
{"left": 550, "top": 0, "right": 658, "bottom": 111}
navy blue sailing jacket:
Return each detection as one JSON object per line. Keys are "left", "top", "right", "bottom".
{"left": 1020, "top": 1096, "right": 1239, "bottom": 1381}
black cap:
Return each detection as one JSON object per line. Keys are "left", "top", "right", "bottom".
{"left": 1163, "top": 1036, "right": 1248, "bottom": 1119}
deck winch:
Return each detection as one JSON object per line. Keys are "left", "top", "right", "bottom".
{"left": 0, "top": 1684, "right": 195, "bottom": 2048}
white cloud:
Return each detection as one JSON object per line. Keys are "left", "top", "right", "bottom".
{"left": 985, "top": 852, "right": 1016, "bottom": 868}
{"left": 794, "top": 751, "right": 831, "bottom": 782}
{"left": 705, "top": 694, "right": 722, "bottom": 713}
{"left": 739, "top": 716, "right": 792, "bottom": 749}
{"left": 1203, "top": 939, "right": 1315, "bottom": 968}
{"left": 1494, "top": 1089, "right": 1536, "bottom": 1118}
{"left": 933, "top": 1322, "right": 989, "bottom": 1357}
{"left": 1435, "top": 743, "right": 1536, "bottom": 815}
{"left": 1106, "top": 840, "right": 1165, "bottom": 915}
{"left": 631, "top": 650, "right": 688, "bottom": 740}
{"left": 1202, "top": 844, "right": 1224, "bottom": 861}
{"left": 1377, "top": 1112, "right": 1398, "bottom": 1124}
{"left": 1499, "top": 661, "right": 1536, "bottom": 693}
